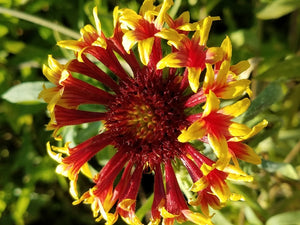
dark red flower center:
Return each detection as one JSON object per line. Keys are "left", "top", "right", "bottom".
{"left": 106, "top": 68, "right": 188, "bottom": 167}
{"left": 127, "top": 103, "right": 158, "bottom": 140}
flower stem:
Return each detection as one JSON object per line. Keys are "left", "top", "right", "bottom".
{"left": 0, "top": 6, "right": 80, "bottom": 39}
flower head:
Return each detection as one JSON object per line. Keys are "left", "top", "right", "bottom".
{"left": 40, "top": 1, "right": 267, "bottom": 224}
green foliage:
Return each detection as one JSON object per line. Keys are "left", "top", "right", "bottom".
{"left": 257, "top": 0, "right": 300, "bottom": 19}
{"left": 0, "top": 0, "right": 300, "bottom": 225}
{"left": 266, "top": 210, "right": 300, "bottom": 225}
{"left": 2, "top": 81, "right": 51, "bottom": 104}
{"left": 256, "top": 56, "right": 300, "bottom": 81}
{"left": 241, "top": 82, "right": 284, "bottom": 122}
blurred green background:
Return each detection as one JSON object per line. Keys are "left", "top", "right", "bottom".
{"left": 0, "top": 0, "right": 300, "bottom": 224}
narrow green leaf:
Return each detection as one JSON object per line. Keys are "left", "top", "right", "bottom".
{"left": 244, "top": 206, "right": 264, "bottom": 225}
{"left": 211, "top": 210, "right": 234, "bottom": 225}
{"left": 0, "top": 24, "right": 8, "bottom": 37}
{"left": 266, "top": 210, "right": 300, "bottom": 225}
{"left": 96, "top": 145, "right": 116, "bottom": 166}
{"left": 257, "top": 0, "right": 300, "bottom": 20}
{"left": 277, "top": 163, "right": 299, "bottom": 180}
{"left": 228, "top": 183, "right": 265, "bottom": 214}
{"left": 12, "top": 187, "right": 33, "bottom": 225}
{"left": 0, "top": 193, "right": 7, "bottom": 218}
{"left": 136, "top": 194, "right": 153, "bottom": 221}
{"left": 242, "top": 82, "right": 283, "bottom": 122}
{"left": 3, "top": 40, "right": 25, "bottom": 54}
{"left": 260, "top": 159, "right": 299, "bottom": 180}
{"left": 256, "top": 56, "right": 300, "bottom": 81}
{"left": 0, "top": 6, "right": 80, "bottom": 39}
{"left": 2, "top": 81, "right": 51, "bottom": 104}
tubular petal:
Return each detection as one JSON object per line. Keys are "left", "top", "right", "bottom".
{"left": 46, "top": 142, "right": 63, "bottom": 163}
{"left": 160, "top": 207, "right": 178, "bottom": 219}
{"left": 119, "top": 199, "right": 136, "bottom": 212}
{"left": 61, "top": 132, "right": 112, "bottom": 180}
{"left": 165, "top": 160, "right": 189, "bottom": 220}
{"left": 43, "top": 55, "right": 65, "bottom": 84}
{"left": 190, "top": 177, "right": 209, "bottom": 192}
{"left": 149, "top": 218, "right": 161, "bottom": 225}
{"left": 70, "top": 179, "right": 79, "bottom": 199}
{"left": 48, "top": 106, "right": 106, "bottom": 131}
{"left": 151, "top": 166, "right": 166, "bottom": 222}
{"left": 81, "top": 162, "right": 93, "bottom": 179}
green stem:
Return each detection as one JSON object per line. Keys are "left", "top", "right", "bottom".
{"left": 0, "top": 6, "right": 80, "bottom": 39}
{"left": 169, "top": 0, "right": 181, "bottom": 18}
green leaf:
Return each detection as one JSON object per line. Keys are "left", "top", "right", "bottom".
{"left": 260, "top": 159, "right": 299, "bottom": 180}
{"left": 96, "top": 145, "right": 116, "bottom": 166}
{"left": 211, "top": 210, "right": 234, "bottom": 225}
{"left": 257, "top": 0, "right": 300, "bottom": 20}
{"left": 277, "top": 163, "right": 299, "bottom": 180}
{"left": 136, "top": 194, "right": 153, "bottom": 221}
{"left": 3, "top": 40, "right": 25, "bottom": 54}
{"left": 12, "top": 187, "right": 33, "bottom": 225}
{"left": 266, "top": 210, "right": 300, "bottom": 225}
{"left": 0, "top": 24, "right": 8, "bottom": 37}
{"left": 244, "top": 206, "right": 264, "bottom": 225}
{"left": 2, "top": 81, "right": 52, "bottom": 104}
{"left": 256, "top": 56, "right": 300, "bottom": 81}
{"left": 228, "top": 183, "right": 265, "bottom": 214}
{"left": 242, "top": 82, "right": 283, "bottom": 122}
{"left": 0, "top": 192, "right": 7, "bottom": 218}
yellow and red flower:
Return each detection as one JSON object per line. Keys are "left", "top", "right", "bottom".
{"left": 156, "top": 16, "right": 223, "bottom": 92}
{"left": 40, "top": 1, "right": 267, "bottom": 225}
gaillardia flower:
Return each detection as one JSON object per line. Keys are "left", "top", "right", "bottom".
{"left": 40, "top": 1, "right": 267, "bottom": 224}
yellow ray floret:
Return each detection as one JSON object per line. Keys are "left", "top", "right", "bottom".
{"left": 203, "top": 91, "right": 220, "bottom": 117}
{"left": 177, "top": 120, "right": 206, "bottom": 143}
{"left": 188, "top": 67, "right": 202, "bottom": 93}
{"left": 181, "top": 209, "right": 213, "bottom": 225}
{"left": 155, "top": 0, "right": 173, "bottom": 29}
{"left": 221, "top": 98, "right": 250, "bottom": 117}
{"left": 230, "top": 119, "right": 268, "bottom": 142}
{"left": 208, "top": 134, "right": 231, "bottom": 170}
